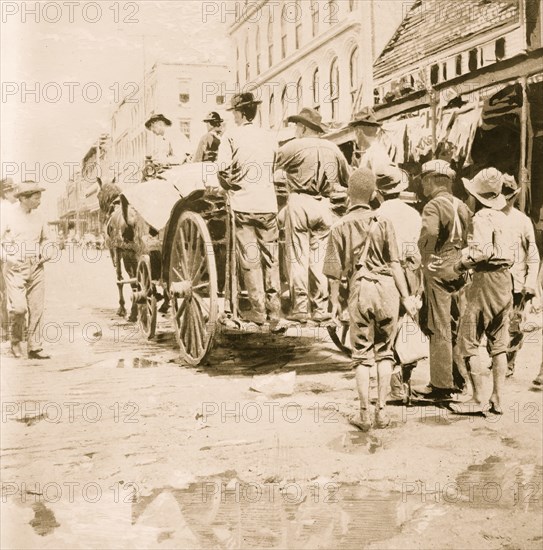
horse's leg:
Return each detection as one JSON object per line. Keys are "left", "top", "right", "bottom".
{"left": 125, "top": 251, "right": 139, "bottom": 323}
{"left": 114, "top": 248, "right": 127, "bottom": 317}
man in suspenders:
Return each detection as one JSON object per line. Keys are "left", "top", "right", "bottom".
{"left": 416, "top": 160, "right": 472, "bottom": 400}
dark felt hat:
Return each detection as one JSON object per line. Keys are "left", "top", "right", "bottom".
{"left": 226, "top": 92, "right": 262, "bottom": 111}
{"left": 286, "top": 107, "right": 327, "bottom": 133}
{"left": 145, "top": 113, "right": 172, "bottom": 129}
{"left": 348, "top": 107, "right": 382, "bottom": 128}
{"left": 203, "top": 111, "right": 224, "bottom": 124}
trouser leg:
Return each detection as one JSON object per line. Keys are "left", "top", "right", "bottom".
{"left": 255, "top": 213, "right": 281, "bottom": 320}
{"left": 26, "top": 261, "right": 45, "bottom": 352}
{"left": 285, "top": 197, "right": 309, "bottom": 315}
{"left": 507, "top": 293, "right": 524, "bottom": 371}
{"left": 423, "top": 276, "right": 456, "bottom": 389}
{"left": 2, "top": 261, "right": 29, "bottom": 345}
{"left": 308, "top": 222, "right": 331, "bottom": 316}
{"left": 235, "top": 214, "right": 266, "bottom": 323}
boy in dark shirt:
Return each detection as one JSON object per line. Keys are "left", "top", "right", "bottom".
{"left": 324, "top": 168, "right": 417, "bottom": 430}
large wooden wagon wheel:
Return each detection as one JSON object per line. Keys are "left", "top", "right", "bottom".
{"left": 169, "top": 210, "right": 218, "bottom": 365}
{"left": 135, "top": 255, "right": 157, "bottom": 339}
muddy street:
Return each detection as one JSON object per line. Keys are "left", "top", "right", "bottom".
{"left": 1, "top": 250, "right": 542, "bottom": 549}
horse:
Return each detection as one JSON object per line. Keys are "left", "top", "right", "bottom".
{"left": 97, "top": 177, "right": 138, "bottom": 322}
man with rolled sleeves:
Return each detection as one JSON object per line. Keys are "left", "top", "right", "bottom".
{"left": 416, "top": 160, "right": 472, "bottom": 400}
{"left": 275, "top": 107, "right": 350, "bottom": 322}
{"left": 0, "top": 182, "right": 52, "bottom": 359}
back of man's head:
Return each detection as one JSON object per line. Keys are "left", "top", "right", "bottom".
{"left": 348, "top": 167, "right": 376, "bottom": 204}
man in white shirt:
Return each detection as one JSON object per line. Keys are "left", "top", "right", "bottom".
{"left": 0, "top": 182, "right": 52, "bottom": 359}
{"left": 145, "top": 114, "right": 191, "bottom": 167}
{"left": 217, "top": 92, "right": 282, "bottom": 329}
{"left": 500, "top": 175, "right": 540, "bottom": 377}
{"left": 376, "top": 166, "right": 423, "bottom": 402}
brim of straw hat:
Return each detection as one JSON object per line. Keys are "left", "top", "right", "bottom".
{"left": 462, "top": 178, "right": 506, "bottom": 210}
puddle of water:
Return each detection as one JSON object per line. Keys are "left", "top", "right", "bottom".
{"left": 29, "top": 502, "right": 60, "bottom": 536}
{"left": 455, "top": 456, "right": 543, "bottom": 510}
{"left": 131, "top": 475, "right": 406, "bottom": 549}
{"left": 328, "top": 431, "right": 384, "bottom": 454}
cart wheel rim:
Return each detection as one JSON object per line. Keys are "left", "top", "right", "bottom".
{"left": 136, "top": 255, "right": 157, "bottom": 339}
{"left": 169, "top": 211, "right": 218, "bottom": 365}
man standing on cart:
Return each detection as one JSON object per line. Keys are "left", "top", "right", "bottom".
{"left": 275, "top": 107, "right": 350, "bottom": 323}
{"left": 217, "top": 92, "right": 285, "bottom": 332}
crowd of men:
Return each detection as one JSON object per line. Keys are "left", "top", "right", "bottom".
{"left": 212, "top": 92, "right": 542, "bottom": 429}
{"left": 1, "top": 91, "right": 542, "bottom": 433}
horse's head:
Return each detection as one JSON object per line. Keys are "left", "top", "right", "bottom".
{"left": 97, "top": 177, "right": 122, "bottom": 219}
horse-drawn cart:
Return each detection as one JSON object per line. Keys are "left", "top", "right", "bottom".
{"left": 115, "top": 162, "right": 234, "bottom": 365}
{"left": 102, "top": 161, "right": 351, "bottom": 367}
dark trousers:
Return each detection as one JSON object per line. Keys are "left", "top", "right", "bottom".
{"left": 420, "top": 274, "right": 466, "bottom": 390}
{"left": 235, "top": 211, "right": 281, "bottom": 323}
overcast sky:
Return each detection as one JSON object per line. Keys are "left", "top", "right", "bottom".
{"left": 1, "top": 1, "right": 232, "bottom": 212}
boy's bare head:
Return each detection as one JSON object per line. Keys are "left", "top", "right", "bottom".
{"left": 348, "top": 167, "right": 376, "bottom": 205}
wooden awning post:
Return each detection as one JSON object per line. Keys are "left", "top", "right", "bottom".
{"left": 430, "top": 90, "right": 438, "bottom": 155}
{"left": 519, "top": 76, "right": 530, "bottom": 213}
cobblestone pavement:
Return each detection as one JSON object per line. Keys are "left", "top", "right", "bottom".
{"left": 1, "top": 250, "right": 542, "bottom": 549}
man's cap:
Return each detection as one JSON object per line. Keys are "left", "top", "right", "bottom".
{"left": 501, "top": 173, "right": 521, "bottom": 199}
{"left": 203, "top": 111, "right": 224, "bottom": 124}
{"left": 286, "top": 107, "right": 327, "bottom": 133}
{"left": 462, "top": 167, "right": 506, "bottom": 210}
{"left": 145, "top": 113, "right": 172, "bottom": 129}
{"left": 376, "top": 165, "right": 409, "bottom": 195}
{"left": 421, "top": 159, "right": 456, "bottom": 180}
{"left": 226, "top": 92, "right": 262, "bottom": 111}
{"left": 15, "top": 181, "right": 45, "bottom": 198}
{"left": 348, "top": 107, "right": 382, "bottom": 128}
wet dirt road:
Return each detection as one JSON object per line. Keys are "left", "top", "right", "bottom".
{"left": 1, "top": 250, "right": 542, "bottom": 549}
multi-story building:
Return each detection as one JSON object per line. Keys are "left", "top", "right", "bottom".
{"left": 228, "top": 0, "right": 410, "bottom": 130}
{"left": 110, "top": 61, "right": 233, "bottom": 185}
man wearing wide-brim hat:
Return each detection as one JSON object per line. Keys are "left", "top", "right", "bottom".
{"left": 144, "top": 113, "right": 191, "bottom": 166}
{"left": 217, "top": 92, "right": 285, "bottom": 331}
{"left": 415, "top": 159, "right": 472, "bottom": 401}
{"left": 435, "top": 167, "right": 515, "bottom": 415}
{"left": 348, "top": 107, "right": 393, "bottom": 172}
{"left": 0, "top": 181, "right": 53, "bottom": 359}
{"left": 193, "top": 111, "right": 224, "bottom": 163}
{"left": 275, "top": 107, "right": 350, "bottom": 323}
{"left": 499, "top": 174, "right": 539, "bottom": 379}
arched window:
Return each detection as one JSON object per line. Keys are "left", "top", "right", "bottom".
{"left": 296, "top": 77, "right": 302, "bottom": 111}
{"left": 267, "top": 17, "right": 273, "bottom": 67}
{"left": 269, "top": 93, "right": 275, "bottom": 128}
{"left": 295, "top": 0, "right": 302, "bottom": 49}
{"left": 329, "top": 57, "right": 339, "bottom": 120}
{"left": 310, "top": 0, "right": 319, "bottom": 37}
{"left": 255, "top": 27, "right": 261, "bottom": 75}
{"left": 312, "top": 68, "right": 320, "bottom": 110}
{"left": 349, "top": 47, "right": 359, "bottom": 106}
{"left": 281, "top": 86, "right": 288, "bottom": 126}
{"left": 245, "top": 35, "right": 250, "bottom": 82}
